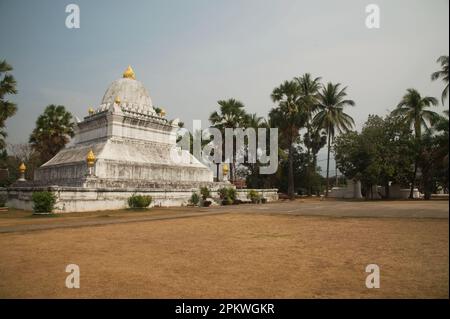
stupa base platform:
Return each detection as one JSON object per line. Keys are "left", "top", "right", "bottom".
{"left": 3, "top": 185, "right": 279, "bottom": 213}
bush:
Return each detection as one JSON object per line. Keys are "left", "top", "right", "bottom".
{"left": 218, "top": 187, "right": 228, "bottom": 200}
{"left": 128, "top": 194, "right": 152, "bottom": 208}
{"left": 200, "top": 186, "right": 211, "bottom": 200}
{"left": 227, "top": 187, "right": 237, "bottom": 203}
{"left": 203, "top": 200, "right": 212, "bottom": 207}
{"left": 32, "top": 191, "right": 56, "bottom": 213}
{"left": 247, "top": 189, "right": 261, "bottom": 204}
{"left": 218, "top": 187, "right": 237, "bottom": 205}
{"left": 189, "top": 192, "right": 200, "bottom": 206}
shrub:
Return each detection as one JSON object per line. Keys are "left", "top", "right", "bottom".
{"left": 189, "top": 192, "right": 200, "bottom": 206}
{"left": 247, "top": 189, "right": 261, "bottom": 204}
{"left": 218, "top": 187, "right": 237, "bottom": 205}
{"left": 200, "top": 186, "right": 211, "bottom": 200}
{"left": 203, "top": 200, "right": 212, "bottom": 207}
{"left": 128, "top": 194, "right": 152, "bottom": 208}
{"left": 32, "top": 191, "right": 56, "bottom": 213}
{"left": 227, "top": 187, "right": 237, "bottom": 203}
{"left": 218, "top": 187, "right": 228, "bottom": 200}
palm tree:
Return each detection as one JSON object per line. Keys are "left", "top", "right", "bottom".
{"left": 270, "top": 80, "right": 306, "bottom": 198}
{"left": 393, "top": 89, "right": 439, "bottom": 138}
{"left": 392, "top": 88, "right": 438, "bottom": 198}
{"left": 431, "top": 55, "right": 449, "bottom": 105}
{"left": 295, "top": 73, "right": 322, "bottom": 195}
{"left": 0, "top": 129, "right": 7, "bottom": 150}
{"left": 209, "top": 98, "right": 248, "bottom": 182}
{"left": 0, "top": 60, "right": 18, "bottom": 147}
{"left": 245, "top": 113, "right": 264, "bottom": 129}
{"left": 313, "top": 82, "right": 355, "bottom": 197}
{"left": 296, "top": 73, "right": 322, "bottom": 116}
{"left": 29, "top": 105, "right": 75, "bottom": 164}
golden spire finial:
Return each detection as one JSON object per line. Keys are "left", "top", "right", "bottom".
{"left": 123, "top": 65, "right": 136, "bottom": 80}
{"left": 19, "top": 162, "right": 26, "bottom": 174}
{"left": 86, "top": 149, "right": 96, "bottom": 167}
{"left": 222, "top": 163, "right": 229, "bottom": 175}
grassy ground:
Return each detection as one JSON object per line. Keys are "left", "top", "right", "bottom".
{"left": 0, "top": 199, "right": 448, "bottom": 298}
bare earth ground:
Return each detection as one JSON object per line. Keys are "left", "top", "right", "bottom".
{"left": 0, "top": 199, "right": 448, "bottom": 298}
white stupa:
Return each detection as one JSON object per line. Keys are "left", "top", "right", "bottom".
{"left": 34, "top": 66, "right": 214, "bottom": 189}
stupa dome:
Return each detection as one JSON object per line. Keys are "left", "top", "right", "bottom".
{"left": 101, "top": 66, "right": 153, "bottom": 109}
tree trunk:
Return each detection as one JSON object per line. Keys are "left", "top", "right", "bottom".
{"left": 335, "top": 160, "right": 338, "bottom": 187}
{"left": 409, "top": 161, "right": 417, "bottom": 199}
{"left": 384, "top": 180, "right": 390, "bottom": 199}
{"left": 410, "top": 125, "right": 421, "bottom": 199}
{"left": 288, "top": 142, "right": 295, "bottom": 200}
{"left": 325, "top": 129, "right": 331, "bottom": 197}
{"left": 306, "top": 147, "right": 311, "bottom": 196}
{"left": 312, "top": 154, "right": 318, "bottom": 195}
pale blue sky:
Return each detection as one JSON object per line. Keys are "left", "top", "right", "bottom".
{"left": 1, "top": 0, "right": 448, "bottom": 169}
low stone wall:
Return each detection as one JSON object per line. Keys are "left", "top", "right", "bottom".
{"left": 5, "top": 186, "right": 278, "bottom": 213}
{"left": 328, "top": 180, "right": 363, "bottom": 199}
{"left": 378, "top": 185, "right": 421, "bottom": 199}
{"left": 235, "top": 189, "right": 279, "bottom": 203}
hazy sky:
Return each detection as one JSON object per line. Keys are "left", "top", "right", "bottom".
{"left": 0, "top": 0, "right": 448, "bottom": 170}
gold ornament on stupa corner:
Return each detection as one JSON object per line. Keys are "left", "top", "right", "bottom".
{"left": 19, "top": 162, "right": 26, "bottom": 174}
{"left": 86, "top": 149, "right": 96, "bottom": 167}
{"left": 88, "top": 107, "right": 95, "bottom": 115}
{"left": 160, "top": 108, "right": 166, "bottom": 117}
{"left": 222, "top": 163, "right": 229, "bottom": 175}
{"left": 123, "top": 65, "right": 136, "bottom": 80}
{"left": 114, "top": 96, "right": 121, "bottom": 104}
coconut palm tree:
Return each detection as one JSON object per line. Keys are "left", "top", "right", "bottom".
{"left": 270, "top": 80, "right": 306, "bottom": 198}
{"left": 29, "top": 105, "right": 75, "bottom": 164}
{"left": 431, "top": 55, "right": 449, "bottom": 105}
{"left": 0, "top": 60, "right": 18, "bottom": 148}
{"left": 392, "top": 89, "right": 439, "bottom": 139}
{"left": 0, "top": 129, "right": 7, "bottom": 150}
{"left": 209, "top": 98, "right": 248, "bottom": 182}
{"left": 392, "top": 88, "right": 439, "bottom": 198}
{"left": 296, "top": 73, "right": 322, "bottom": 116}
{"left": 295, "top": 73, "right": 322, "bottom": 195}
{"left": 313, "top": 82, "right": 355, "bottom": 197}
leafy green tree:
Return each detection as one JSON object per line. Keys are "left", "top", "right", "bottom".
{"left": 418, "top": 110, "right": 449, "bottom": 198}
{"left": 270, "top": 80, "right": 306, "bottom": 198}
{"left": 29, "top": 105, "right": 75, "bottom": 164}
{"left": 392, "top": 88, "right": 439, "bottom": 198}
{"left": 431, "top": 55, "right": 449, "bottom": 105}
{"left": 335, "top": 115, "right": 414, "bottom": 199}
{"left": 313, "top": 82, "right": 355, "bottom": 196}
{"left": 209, "top": 98, "right": 248, "bottom": 182}
{"left": 0, "top": 60, "right": 18, "bottom": 149}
